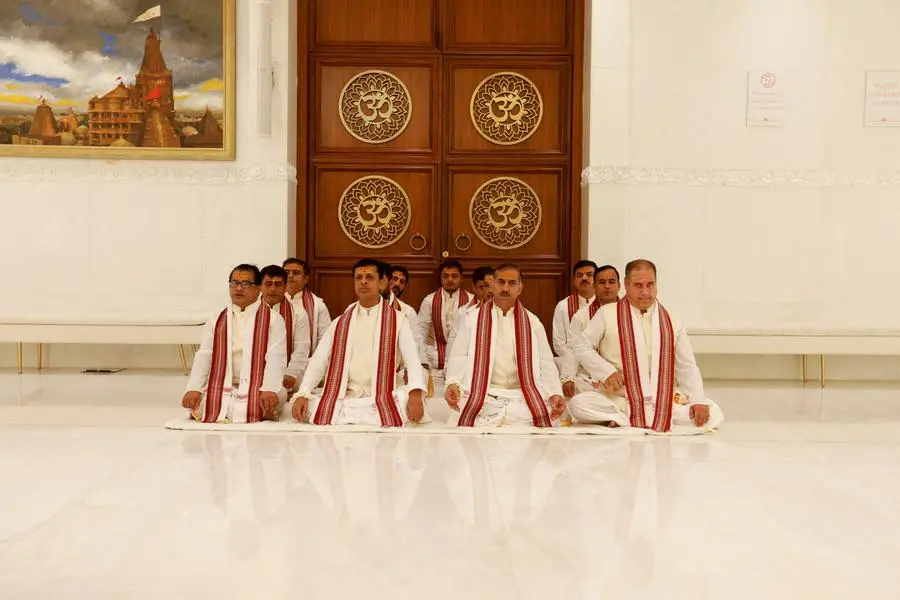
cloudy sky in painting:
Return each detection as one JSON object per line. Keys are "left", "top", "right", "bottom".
{"left": 0, "top": 0, "right": 225, "bottom": 113}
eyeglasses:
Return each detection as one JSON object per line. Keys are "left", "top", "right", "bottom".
{"left": 228, "top": 280, "right": 257, "bottom": 289}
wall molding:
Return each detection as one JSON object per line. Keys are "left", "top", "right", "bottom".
{"left": 581, "top": 166, "right": 900, "bottom": 188}
{"left": 0, "top": 162, "right": 298, "bottom": 185}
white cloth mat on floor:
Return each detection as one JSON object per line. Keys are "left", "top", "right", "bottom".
{"left": 164, "top": 415, "right": 715, "bottom": 437}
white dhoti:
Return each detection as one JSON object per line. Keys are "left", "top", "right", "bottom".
{"left": 450, "top": 388, "right": 558, "bottom": 428}
{"left": 569, "top": 389, "right": 724, "bottom": 431}
{"left": 197, "top": 389, "right": 285, "bottom": 424}
{"left": 308, "top": 387, "right": 430, "bottom": 426}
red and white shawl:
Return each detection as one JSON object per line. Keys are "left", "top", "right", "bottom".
{"left": 616, "top": 298, "right": 675, "bottom": 432}
{"left": 457, "top": 301, "right": 553, "bottom": 428}
{"left": 588, "top": 298, "right": 603, "bottom": 319}
{"left": 202, "top": 305, "right": 271, "bottom": 424}
{"left": 566, "top": 294, "right": 581, "bottom": 320}
{"left": 432, "top": 289, "right": 471, "bottom": 369}
{"left": 279, "top": 301, "right": 293, "bottom": 365}
{"left": 313, "top": 299, "right": 403, "bottom": 427}
{"left": 300, "top": 289, "right": 316, "bottom": 348}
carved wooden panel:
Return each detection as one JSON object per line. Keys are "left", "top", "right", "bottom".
{"left": 447, "top": 61, "right": 568, "bottom": 155}
{"left": 315, "top": 60, "right": 439, "bottom": 153}
{"left": 299, "top": 0, "right": 585, "bottom": 319}
{"left": 311, "top": 165, "right": 437, "bottom": 260}
{"left": 443, "top": 0, "right": 572, "bottom": 53}
{"left": 446, "top": 167, "right": 566, "bottom": 260}
{"left": 314, "top": 0, "right": 437, "bottom": 47}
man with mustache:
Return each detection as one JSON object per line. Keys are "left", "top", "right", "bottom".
{"left": 559, "top": 264, "right": 621, "bottom": 399}
{"left": 568, "top": 259, "right": 724, "bottom": 432}
{"left": 551, "top": 260, "right": 598, "bottom": 364}
{"left": 444, "top": 263, "right": 565, "bottom": 428}
{"left": 415, "top": 260, "right": 470, "bottom": 398}
{"left": 283, "top": 258, "right": 332, "bottom": 355}
{"left": 259, "top": 264, "right": 311, "bottom": 400}
{"left": 290, "top": 258, "right": 426, "bottom": 426}
{"left": 182, "top": 264, "right": 287, "bottom": 423}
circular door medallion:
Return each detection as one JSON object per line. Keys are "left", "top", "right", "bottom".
{"left": 339, "top": 70, "right": 412, "bottom": 144}
{"left": 469, "top": 177, "right": 542, "bottom": 250}
{"left": 470, "top": 71, "right": 543, "bottom": 145}
{"left": 338, "top": 175, "right": 412, "bottom": 249}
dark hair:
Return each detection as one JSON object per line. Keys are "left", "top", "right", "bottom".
{"left": 439, "top": 260, "right": 464, "bottom": 277}
{"left": 572, "top": 260, "right": 598, "bottom": 275}
{"left": 229, "top": 264, "right": 261, "bottom": 285}
{"left": 625, "top": 259, "right": 657, "bottom": 278}
{"left": 594, "top": 264, "right": 621, "bottom": 281}
{"left": 282, "top": 257, "right": 309, "bottom": 275}
{"left": 494, "top": 262, "right": 522, "bottom": 280}
{"left": 260, "top": 264, "right": 288, "bottom": 282}
{"left": 390, "top": 265, "right": 410, "bottom": 281}
{"left": 352, "top": 258, "right": 386, "bottom": 278}
{"left": 472, "top": 266, "right": 494, "bottom": 284}
{"left": 376, "top": 260, "right": 391, "bottom": 279}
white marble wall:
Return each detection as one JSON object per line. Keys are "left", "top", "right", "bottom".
{"left": 0, "top": 0, "right": 297, "bottom": 370}
{"left": 584, "top": 0, "right": 900, "bottom": 379}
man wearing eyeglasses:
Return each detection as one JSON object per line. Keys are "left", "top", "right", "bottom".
{"left": 283, "top": 258, "right": 332, "bottom": 355}
{"left": 181, "top": 264, "right": 287, "bottom": 423}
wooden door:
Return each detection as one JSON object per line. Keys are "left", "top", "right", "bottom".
{"left": 297, "top": 0, "right": 583, "bottom": 326}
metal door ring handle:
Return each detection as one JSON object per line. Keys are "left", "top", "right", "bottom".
{"left": 454, "top": 233, "right": 472, "bottom": 252}
{"left": 409, "top": 233, "right": 427, "bottom": 252}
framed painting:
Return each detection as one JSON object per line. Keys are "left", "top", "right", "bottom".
{"left": 0, "top": 0, "right": 235, "bottom": 160}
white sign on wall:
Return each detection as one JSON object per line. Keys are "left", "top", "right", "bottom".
{"left": 865, "top": 71, "right": 900, "bottom": 126}
{"left": 746, "top": 71, "right": 785, "bottom": 127}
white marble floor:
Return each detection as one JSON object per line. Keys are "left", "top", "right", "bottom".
{"left": 2, "top": 371, "right": 900, "bottom": 599}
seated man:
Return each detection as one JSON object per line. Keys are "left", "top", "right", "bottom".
{"left": 259, "top": 264, "right": 311, "bottom": 399}
{"left": 551, "top": 260, "right": 598, "bottom": 365}
{"left": 568, "top": 259, "right": 724, "bottom": 432}
{"left": 182, "top": 264, "right": 287, "bottom": 423}
{"left": 416, "top": 260, "right": 470, "bottom": 398}
{"left": 444, "top": 263, "right": 565, "bottom": 428}
{"left": 388, "top": 264, "right": 418, "bottom": 318}
{"left": 446, "top": 264, "right": 494, "bottom": 356}
{"left": 560, "top": 264, "right": 621, "bottom": 398}
{"left": 290, "top": 258, "right": 427, "bottom": 427}
{"left": 283, "top": 258, "right": 332, "bottom": 354}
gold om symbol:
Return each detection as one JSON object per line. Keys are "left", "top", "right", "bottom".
{"left": 488, "top": 196, "right": 523, "bottom": 230}
{"left": 488, "top": 93, "right": 525, "bottom": 126}
{"left": 357, "top": 90, "right": 393, "bottom": 124}
{"left": 357, "top": 195, "right": 394, "bottom": 229}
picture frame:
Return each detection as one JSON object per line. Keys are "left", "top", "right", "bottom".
{"left": 0, "top": 0, "right": 236, "bottom": 160}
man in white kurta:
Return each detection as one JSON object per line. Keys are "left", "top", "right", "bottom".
{"left": 291, "top": 260, "right": 427, "bottom": 427}
{"left": 560, "top": 264, "right": 621, "bottom": 398}
{"left": 416, "top": 260, "right": 470, "bottom": 397}
{"left": 445, "top": 264, "right": 565, "bottom": 427}
{"left": 283, "top": 257, "right": 331, "bottom": 354}
{"left": 182, "top": 265, "right": 287, "bottom": 423}
{"left": 446, "top": 265, "right": 494, "bottom": 356}
{"left": 551, "top": 260, "right": 598, "bottom": 363}
{"left": 568, "top": 259, "right": 724, "bottom": 432}
{"left": 260, "top": 265, "right": 311, "bottom": 400}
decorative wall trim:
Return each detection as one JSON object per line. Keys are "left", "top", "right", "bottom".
{"left": 0, "top": 162, "right": 298, "bottom": 185}
{"left": 581, "top": 166, "right": 900, "bottom": 188}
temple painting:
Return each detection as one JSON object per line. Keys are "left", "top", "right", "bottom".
{"left": 0, "top": 0, "right": 235, "bottom": 159}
